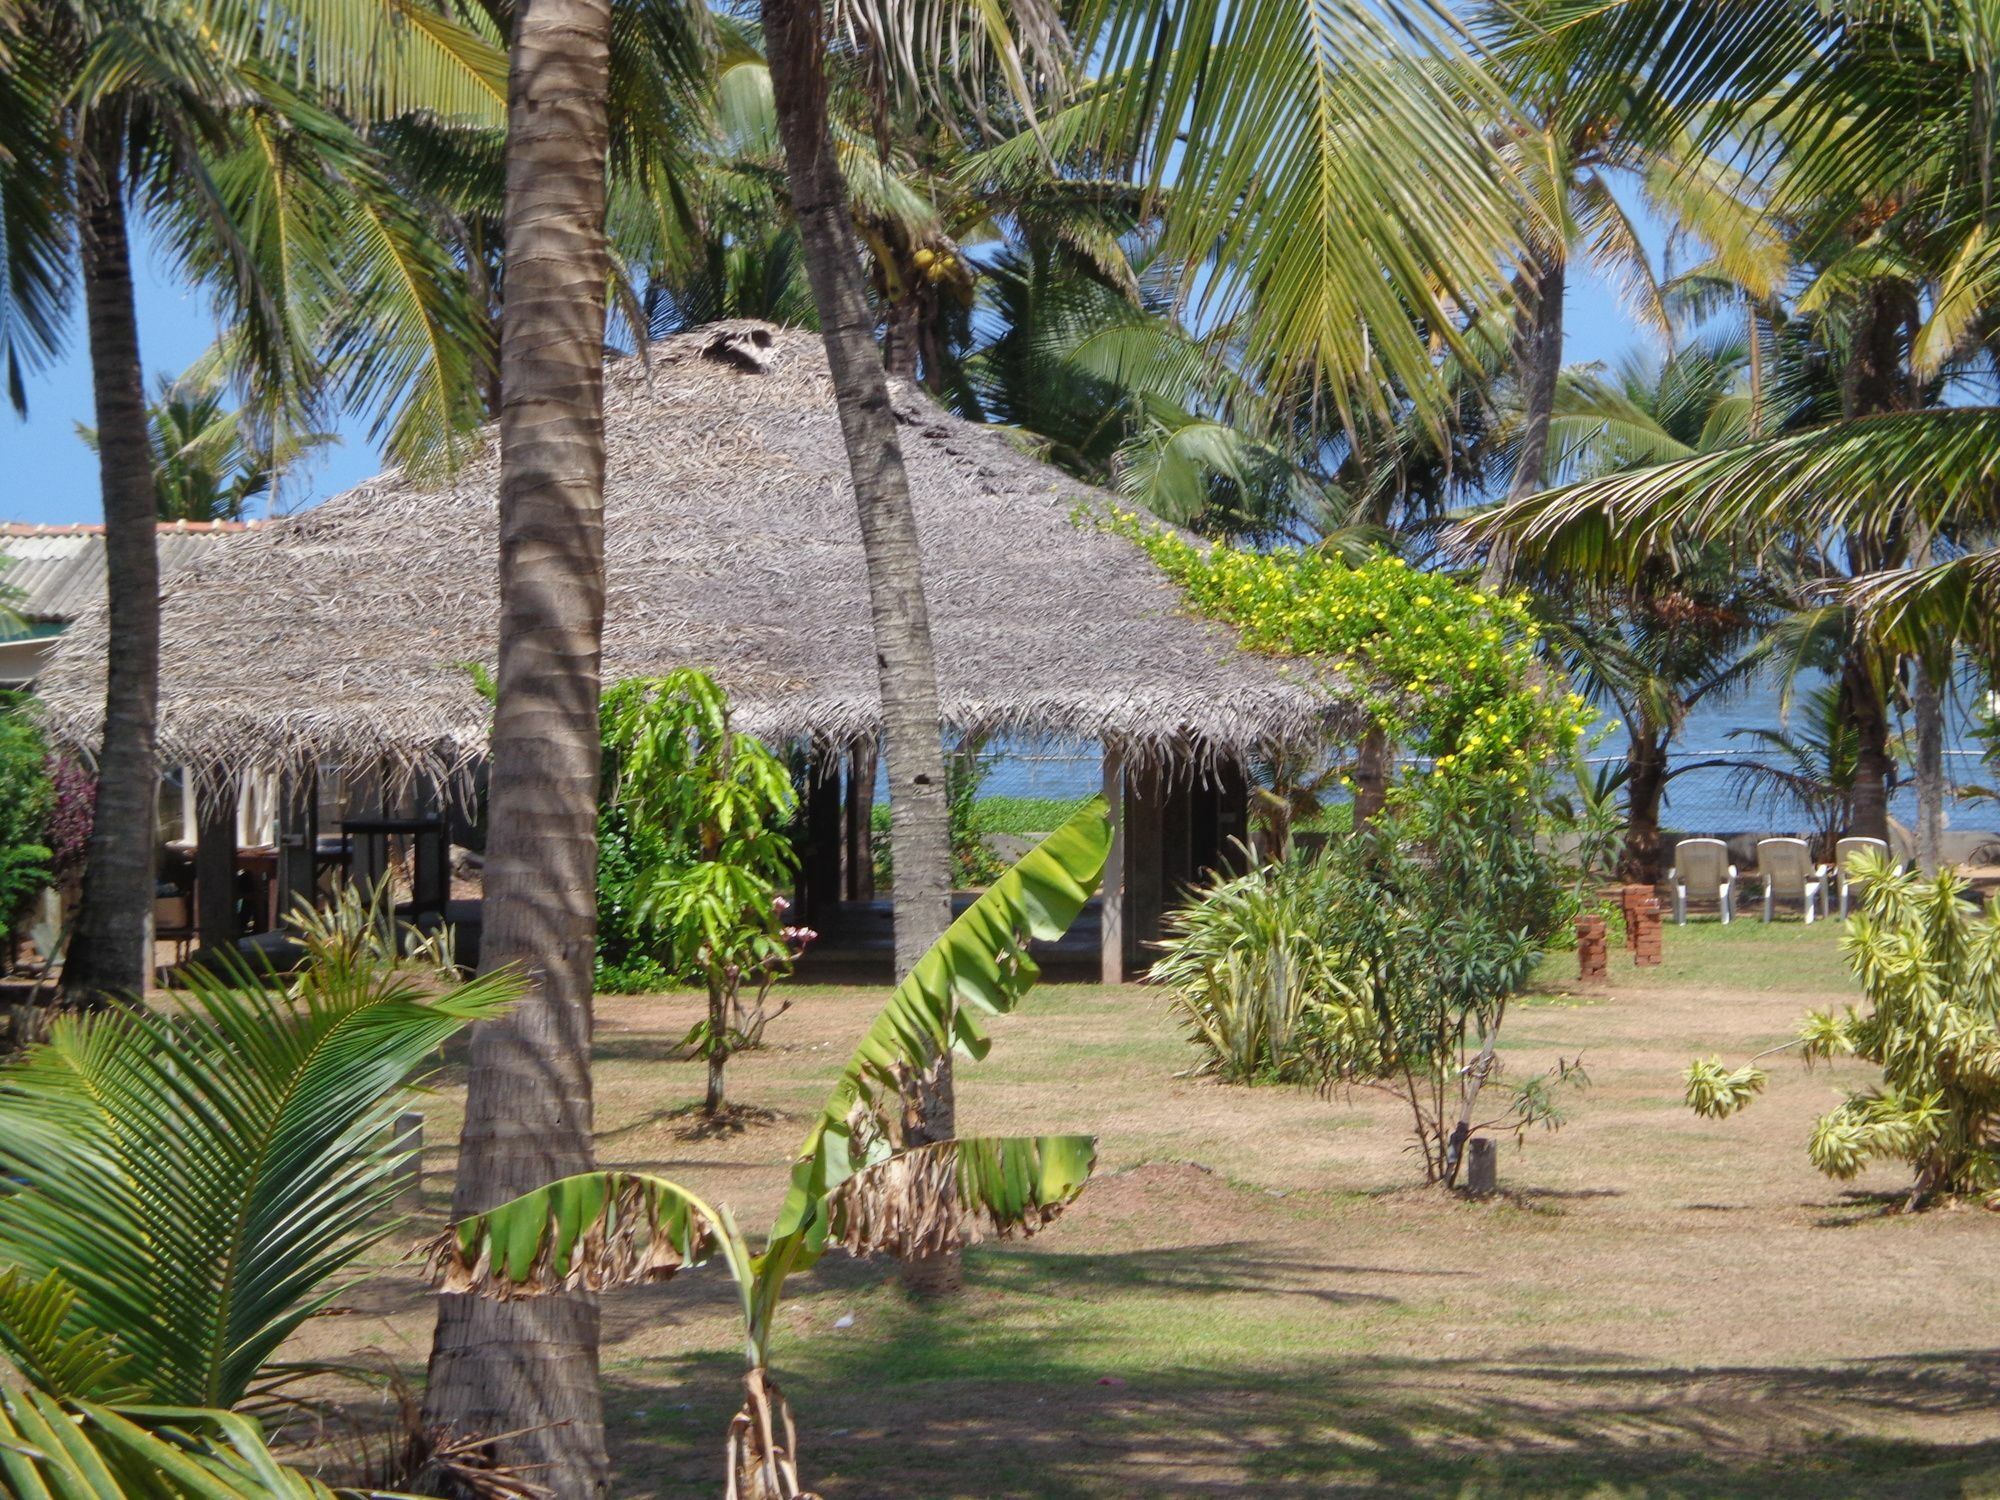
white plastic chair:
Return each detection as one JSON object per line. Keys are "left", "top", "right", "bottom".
{"left": 1668, "top": 838, "right": 1738, "bottom": 924}
{"left": 1757, "top": 838, "right": 1825, "bottom": 922}
{"left": 1833, "top": 836, "right": 1890, "bottom": 919}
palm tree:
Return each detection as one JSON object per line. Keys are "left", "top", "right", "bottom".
{"left": 0, "top": 897, "right": 517, "bottom": 1492}
{"left": 1524, "top": 340, "right": 1782, "bottom": 878}
{"left": 417, "top": 0, "right": 620, "bottom": 1486}
{"left": 2, "top": 0, "right": 503, "bottom": 1001}
{"left": 760, "top": 0, "right": 963, "bottom": 1294}
{"left": 1465, "top": 0, "right": 2000, "bottom": 860}
{"left": 80, "top": 368, "right": 335, "bottom": 520}
{"left": 1472, "top": 0, "right": 1785, "bottom": 514}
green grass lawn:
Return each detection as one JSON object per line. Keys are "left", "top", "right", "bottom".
{"left": 304, "top": 915, "right": 1999, "bottom": 1497}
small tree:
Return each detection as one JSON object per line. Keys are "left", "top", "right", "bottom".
{"left": 600, "top": 671, "right": 809, "bottom": 1114}
{"left": 1686, "top": 854, "right": 2000, "bottom": 1210}
{"left": 1298, "top": 776, "right": 1585, "bottom": 1185}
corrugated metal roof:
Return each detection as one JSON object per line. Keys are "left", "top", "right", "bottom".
{"left": 0, "top": 522, "right": 258, "bottom": 629}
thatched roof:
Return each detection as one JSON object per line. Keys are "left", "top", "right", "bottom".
{"left": 36, "top": 322, "right": 1354, "bottom": 788}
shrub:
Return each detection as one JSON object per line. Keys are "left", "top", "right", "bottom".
{"left": 1686, "top": 854, "right": 2000, "bottom": 1209}
{"left": 1296, "top": 776, "right": 1583, "bottom": 1185}
{"left": 1152, "top": 851, "right": 1352, "bottom": 1082}
{"left": 0, "top": 697, "right": 53, "bottom": 945}
{"left": 1156, "top": 775, "right": 1585, "bottom": 1184}
{"left": 598, "top": 671, "right": 807, "bottom": 1113}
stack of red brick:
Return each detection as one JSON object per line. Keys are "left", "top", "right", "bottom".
{"left": 1575, "top": 913, "right": 1608, "bottom": 980}
{"left": 1622, "top": 883, "right": 1663, "bottom": 967}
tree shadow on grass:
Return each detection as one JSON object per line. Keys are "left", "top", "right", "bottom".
{"left": 607, "top": 1345, "right": 2000, "bottom": 1499}
{"left": 596, "top": 1243, "right": 2000, "bottom": 1499}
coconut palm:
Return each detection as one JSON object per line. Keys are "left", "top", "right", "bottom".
{"left": 413, "top": 0, "right": 624, "bottom": 1483}
{"left": 1, "top": 0, "right": 505, "bottom": 1002}
{"left": 1482, "top": 0, "right": 2000, "bottom": 862}
{"left": 1521, "top": 339, "right": 1782, "bottom": 878}
{"left": 79, "top": 367, "right": 336, "bottom": 520}
{"left": 1473, "top": 1, "right": 1785, "bottom": 514}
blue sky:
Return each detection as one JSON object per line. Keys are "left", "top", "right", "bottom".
{"left": 1, "top": 224, "right": 1655, "bottom": 527}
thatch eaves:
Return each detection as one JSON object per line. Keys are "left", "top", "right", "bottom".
{"left": 34, "top": 323, "right": 1356, "bottom": 788}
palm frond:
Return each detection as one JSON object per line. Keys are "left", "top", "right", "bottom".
{"left": 1457, "top": 406, "right": 2000, "bottom": 580}
{"left": 1071, "top": 0, "right": 1526, "bottom": 431}
{"left": 0, "top": 906, "right": 520, "bottom": 1409}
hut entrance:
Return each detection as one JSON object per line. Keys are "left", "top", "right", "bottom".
{"left": 789, "top": 739, "right": 1251, "bottom": 984}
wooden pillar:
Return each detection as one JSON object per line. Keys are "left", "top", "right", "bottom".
{"left": 411, "top": 775, "right": 449, "bottom": 919}
{"left": 194, "top": 770, "right": 242, "bottom": 957}
{"left": 1123, "top": 759, "right": 1166, "bottom": 972}
{"left": 1100, "top": 744, "right": 1126, "bottom": 985}
{"left": 800, "top": 749, "right": 844, "bottom": 926}
{"left": 1160, "top": 768, "right": 1196, "bottom": 903}
{"left": 844, "top": 739, "right": 878, "bottom": 901}
{"left": 346, "top": 764, "right": 387, "bottom": 899}
{"left": 274, "top": 770, "right": 319, "bottom": 926}
{"left": 1186, "top": 758, "right": 1252, "bottom": 881}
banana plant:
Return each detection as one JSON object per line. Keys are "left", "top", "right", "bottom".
{"left": 426, "top": 800, "right": 1114, "bottom": 1499}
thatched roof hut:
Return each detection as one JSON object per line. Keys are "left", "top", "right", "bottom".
{"left": 36, "top": 321, "right": 1353, "bottom": 787}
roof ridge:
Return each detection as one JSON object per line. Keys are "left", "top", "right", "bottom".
{"left": 0, "top": 520, "right": 263, "bottom": 537}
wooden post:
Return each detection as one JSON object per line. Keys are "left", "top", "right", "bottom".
{"left": 1123, "top": 759, "right": 1166, "bottom": 972}
{"left": 194, "top": 770, "right": 242, "bottom": 958}
{"left": 1100, "top": 744, "right": 1126, "bottom": 985}
{"left": 274, "top": 770, "right": 319, "bottom": 928}
{"left": 1466, "top": 1137, "right": 1498, "bottom": 1196}
{"left": 800, "top": 749, "right": 844, "bottom": 926}
{"left": 345, "top": 764, "right": 388, "bottom": 900}
{"left": 844, "top": 739, "right": 878, "bottom": 901}
{"left": 392, "top": 1109, "right": 424, "bottom": 1212}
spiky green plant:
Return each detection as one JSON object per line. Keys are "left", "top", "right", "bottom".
{"left": 0, "top": 889, "right": 520, "bottom": 1410}
{"left": 1685, "top": 853, "right": 2000, "bottom": 1208}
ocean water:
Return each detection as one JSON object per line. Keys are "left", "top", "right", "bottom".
{"left": 951, "top": 669, "right": 1999, "bottom": 837}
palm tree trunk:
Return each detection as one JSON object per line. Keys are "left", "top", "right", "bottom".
{"left": 62, "top": 113, "right": 161, "bottom": 1004}
{"left": 423, "top": 0, "right": 614, "bottom": 1486}
{"left": 1483, "top": 247, "right": 1565, "bottom": 588}
{"left": 763, "top": 0, "right": 957, "bottom": 1296}
{"left": 1914, "top": 657, "right": 1945, "bottom": 874}
{"left": 1351, "top": 726, "right": 1391, "bottom": 831}
{"left": 1841, "top": 651, "right": 1892, "bottom": 845}
{"left": 1618, "top": 727, "right": 1669, "bottom": 884}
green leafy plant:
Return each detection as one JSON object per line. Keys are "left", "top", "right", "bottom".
{"left": 1685, "top": 853, "right": 2000, "bottom": 1209}
{"left": 1152, "top": 848, "right": 1355, "bottom": 1082}
{"left": 598, "top": 671, "right": 809, "bottom": 1112}
{"left": 0, "top": 694, "right": 54, "bottom": 955}
{"left": 1105, "top": 512, "right": 1598, "bottom": 809}
{"left": 1296, "top": 776, "right": 1586, "bottom": 1186}
{"left": 425, "top": 802, "right": 1113, "bottom": 1499}
{"left": 0, "top": 886, "right": 516, "bottom": 1489}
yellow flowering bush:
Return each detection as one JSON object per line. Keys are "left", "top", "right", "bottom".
{"left": 1107, "top": 511, "right": 1594, "bottom": 803}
